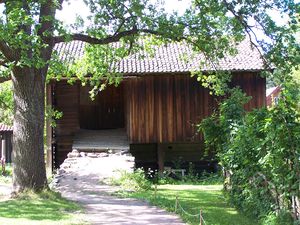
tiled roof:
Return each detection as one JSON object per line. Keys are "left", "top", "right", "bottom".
{"left": 0, "top": 124, "right": 12, "bottom": 132}
{"left": 54, "top": 39, "right": 265, "bottom": 74}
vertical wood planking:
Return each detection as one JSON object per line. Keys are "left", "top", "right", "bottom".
{"left": 117, "top": 72, "right": 265, "bottom": 144}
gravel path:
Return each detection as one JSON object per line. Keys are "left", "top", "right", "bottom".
{"left": 55, "top": 153, "right": 185, "bottom": 225}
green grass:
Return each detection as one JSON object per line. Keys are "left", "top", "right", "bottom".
{"left": 0, "top": 167, "right": 86, "bottom": 225}
{"left": 0, "top": 190, "right": 87, "bottom": 225}
{"left": 117, "top": 184, "right": 256, "bottom": 225}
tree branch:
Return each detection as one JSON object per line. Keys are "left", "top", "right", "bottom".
{"left": 38, "top": 0, "right": 58, "bottom": 76}
{"left": 52, "top": 28, "right": 160, "bottom": 45}
{"left": 222, "top": 0, "right": 271, "bottom": 69}
{"left": 38, "top": 1, "right": 56, "bottom": 40}
{"left": 0, "top": 41, "right": 16, "bottom": 61}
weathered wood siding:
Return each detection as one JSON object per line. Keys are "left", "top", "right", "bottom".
{"left": 124, "top": 75, "right": 210, "bottom": 143}
{"left": 53, "top": 81, "right": 80, "bottom": 166}
{"left": 124, "top": 72, "right": 265, "bottom": 144}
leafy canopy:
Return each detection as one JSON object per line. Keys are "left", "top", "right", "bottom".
{"left": 0, "top": 0, "right": 298, "bottom": 91}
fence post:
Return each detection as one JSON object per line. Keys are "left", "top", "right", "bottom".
{"left": 199, "top": 209, "right": 202, "bottom": 225}
{"left": 175, "top": 195, "right": 178, "bottom": 213}
{"left": 154, "top": 184, "right": 157, "bottom": 200}
{"left": 1, "top": 139, "right": 6, "bottom": 175}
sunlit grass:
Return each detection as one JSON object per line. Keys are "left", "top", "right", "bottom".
{"left": 0, "top": 190, "right": 87, "bottom": 225}
{"left": 117, "top": 184, "right": 256, "bottom": 225}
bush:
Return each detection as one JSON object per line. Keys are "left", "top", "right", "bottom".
{"left": 199, "top": 87, "right": 300, "bottom": 222}
{"left": 261, "top": 211, "right": 294, "bottom": 225}
{"left": 110, "top": 168, "right": 152, "bottom": 192}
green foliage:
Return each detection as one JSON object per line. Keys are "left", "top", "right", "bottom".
{"left": 262, "top": 211, "right": 294, "bottom": 225}
{"left": 110, "top": 168, "right": 152, "bottom": 192}
{"left": 199, "top": 86, "right": 300, "bottom": 223}
{"left": 45, "top": 106, "right": 63, "bottom": 128}
{"left": 193, "top": 71, "right": 232, "bottom": 96}
{"left": 0, "top": 81, "right": 13, "bottom": 125}
{"left": 293, "top": 69, "right": 300, "bottom": 84}
{"left": 199, "top": 88, "right": 251, "bottom": 160}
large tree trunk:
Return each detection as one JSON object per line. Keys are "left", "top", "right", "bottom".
{"left": 12, "top": 68, "right": 47, "bottom": 192}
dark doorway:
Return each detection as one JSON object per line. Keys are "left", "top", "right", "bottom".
{"left": 79, "top": 84, "right": 125, "bottom": 129}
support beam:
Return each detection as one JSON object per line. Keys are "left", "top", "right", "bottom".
{"left": 46, "top": 83, "right": 53, "bottom": 173}
{"left": 157, "top": 144, "right": 165, "bottom": 172}
{"left": 1, "top": 139, "right": 6, "bottom": 161}
{"left": 1, "top": 138, "right": 6, "bottom": 175}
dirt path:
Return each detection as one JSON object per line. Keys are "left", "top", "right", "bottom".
{"left": 0, "top": 182, "right": 11, "bottom": 201}
{"left": 55, "top": 153, "right": 185, "bottom": 225}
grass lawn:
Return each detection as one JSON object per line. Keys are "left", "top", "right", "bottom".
{"left": 0, "top": 172, "right": 87, "bottom": 225}
{"left": 117, "top": 184, "right": 256, "bottom": 225}
{"left": 0, "top": 190, "right": 87, "bottom": 225}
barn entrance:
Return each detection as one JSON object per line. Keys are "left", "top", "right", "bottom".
{"left": 74, "top": 84, "right": 129, "bottom": 152}
{"left": 79, "top": 84, "right": 125, "bottom": 130}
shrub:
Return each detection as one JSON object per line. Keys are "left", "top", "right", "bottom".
{"left": 199, "top": 86, "right": 300, "bottom": 222}
{"left": 261, "top": 211, "right": 294, "bottom": 225}
{"left": 110, "top": 168, "right": 152, "bottom": 192}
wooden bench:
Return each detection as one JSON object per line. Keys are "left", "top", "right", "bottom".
{"left": 164, "top": 167, "right": 186, "bottom": 177}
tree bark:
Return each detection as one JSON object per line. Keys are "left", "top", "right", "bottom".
{"left": 12, "top": 67, "right": 47, "bottom": 192}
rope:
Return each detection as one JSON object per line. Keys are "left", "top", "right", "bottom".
{"left": 200, "top": 214, "right": 207, "bottom": 225}
{"left": 177, "top": 202, "right": 200, "bottom": 217}
{"left": 175, "top": 196, "right": 207, "bottom": 225}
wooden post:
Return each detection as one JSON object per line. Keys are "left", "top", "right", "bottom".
{"left": 157, "top": 144, "right": 165, "bottom": 172}
{"left": 154, "top": 184, "right": 157, "bottom": 200}
{"left": 1, "top": 139, "right": 6, "bottom": 175}
{"left": 199, "top": 209, "right": 203, "bottom": 225}
{"left": 175, "top": 195, "right": 178, "bottom": 213}
{"left": 46, "top": 83, "right": 53, "bottom": 174}
{"left": 1, "top": 139, "right": 6, "bottom": 160}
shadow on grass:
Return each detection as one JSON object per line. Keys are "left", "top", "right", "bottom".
{"left": 0, "top": 191, "right": 81, "bottom": 221}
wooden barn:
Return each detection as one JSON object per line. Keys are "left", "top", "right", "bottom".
{"left": 47, "top": 40, "right": 266, "bottom": 172}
